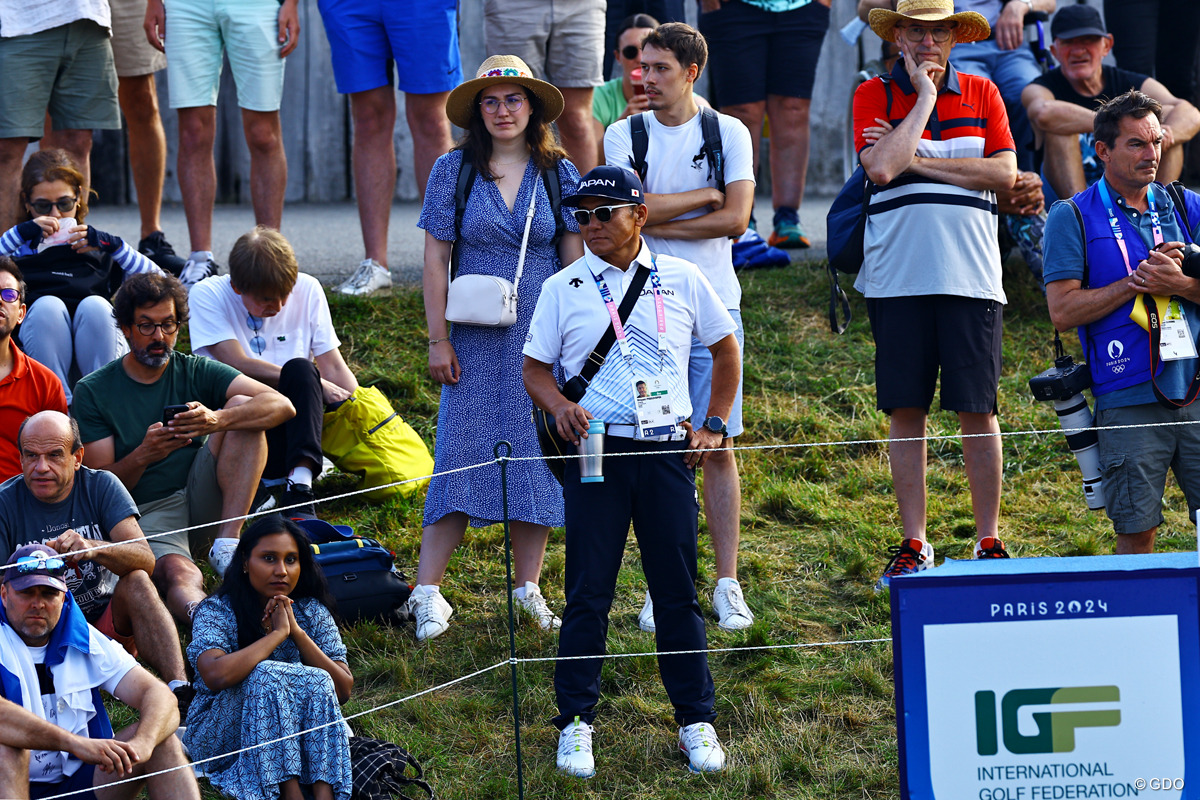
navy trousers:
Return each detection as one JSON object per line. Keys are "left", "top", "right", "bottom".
{"left": 552, "top": 434, "right": 716, "bottom": 730}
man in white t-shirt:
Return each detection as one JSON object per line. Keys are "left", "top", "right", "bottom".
{"left": 0, "top": 543, "right": 198, "bottom": 800}
{"left": 603, "top": 22, "right": 756, "bottom": 633}
{"left": 188, "top": 227, "right": 358, "bottom": 515}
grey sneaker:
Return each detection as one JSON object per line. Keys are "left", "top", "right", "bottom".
{"left": 334, "top": 258, "right": 392, "bottom": 297}
{"left": 207, "top": 537, "right": 239, "bottom": 579}
{"left": 712, "top": 580, "right": 754, "bottom": 631}
{"left": 513, "top": 581, "right": 561, "bottom": 630}
{"left": 556, "top": 717, "right": 595, "bottom": 778}
{"left": 407, "top": 585, "right": 453, "bottom": 641}
{"left": 180, "top": 253, "right": 217, "bottom": 290}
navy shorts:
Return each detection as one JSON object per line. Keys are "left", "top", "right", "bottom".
{"left": 866, "top": 295, "right": 1003, "bottom": 415}
{"left": 31, "top": 764, "right": 97, "bottom": 800}
{"left": 698, "top": 0, "right": 830, "bottom": 105}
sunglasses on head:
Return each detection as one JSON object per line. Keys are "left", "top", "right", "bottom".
{"left": 15, "top": 555, "right": 66, "bottom": 575}
{"left": 621, "top": 44, "right": 641, "bottom": 60}
{"left": 0, "top": 288, "right": 19, "bottom": 304}
{"left": 572, "top": 203, "right": 638, "bottom": 225}
{"left": 28, "top": 197, "right": 77, "bottom": 216}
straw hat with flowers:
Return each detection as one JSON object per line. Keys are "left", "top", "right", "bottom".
{"left": 868, "top": 0, "right": 991, "bottom": 45}
{"left": 445, "top": 55, "right": 565, "bottom": 129}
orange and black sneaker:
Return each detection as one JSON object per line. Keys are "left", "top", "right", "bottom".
{"left": 975, "top": 537, "right": 1011, "bottom": 559}
{"left": 767, "top": 207, "right": 810, "bottom": 249}
{"left": 875, "top": 538, "right": 933, "bottom": 592}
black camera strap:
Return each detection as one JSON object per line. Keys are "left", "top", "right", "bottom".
{"left": 562, "top": 264, "right": 651, "bottom": 402}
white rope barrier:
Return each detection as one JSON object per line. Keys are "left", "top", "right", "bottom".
{"left": 7, "top": 415, "right": 1196, "bottom": 573}
{"left": 35, "top": 636, "right": 888, "bottom": 800}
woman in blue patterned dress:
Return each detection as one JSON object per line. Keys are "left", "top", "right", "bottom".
{"left": 184, "top": 517, "right": 353, "bottom": 800}
{"left": 414, "top": 55, "right": 583, "bottom": 642}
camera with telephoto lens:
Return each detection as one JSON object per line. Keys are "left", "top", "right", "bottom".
{"left": 1029, "top": 351, "right": 1105, "bottom": 510}
{"left": 1179, "top": 242, "right": 1200, "bottom": 279}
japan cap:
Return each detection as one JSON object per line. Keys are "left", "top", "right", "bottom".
{"left": 3, "top": 543, "right": 68, "bottom": 593}
{"left": 562, "top": 166, "right": 645, "bottom": 206}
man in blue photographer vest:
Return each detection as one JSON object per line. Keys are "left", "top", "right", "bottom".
{"left": 1044, "top": 90, "right": 1200, "bottom": 554}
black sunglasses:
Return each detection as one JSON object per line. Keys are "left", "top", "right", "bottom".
{"left": 621, "top": 44, "right": 641, "bottom": 60}
{"left": 28, "top": 197, "right": 78, "bottom": 216}
{"left": 572, "top": 203, "right": 638, "bottom": 225}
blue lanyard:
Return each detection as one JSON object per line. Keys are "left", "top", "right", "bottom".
{"left": 1097, "top": 179, "right": 1164, "bottom": 275}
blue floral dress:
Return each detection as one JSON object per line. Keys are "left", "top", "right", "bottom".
{"left": 184, "top": 595, "right": 352, "bottom": 800}
{"left": 419, "top": 150, "right": 580, "bottom": 528}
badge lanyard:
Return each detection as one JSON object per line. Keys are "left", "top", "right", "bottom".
{"left": 592, "top": 254, "right": 668, "bottom": 372}
{"left": 1097, "top": 179, "right": 1163, "bottom": 274}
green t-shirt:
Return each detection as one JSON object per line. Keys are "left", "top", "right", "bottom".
{"left": 73, "top": 352, "right": 241, "bottom": 506}
{"left": 592, "top": 78, "right": 628, "bottom": 130}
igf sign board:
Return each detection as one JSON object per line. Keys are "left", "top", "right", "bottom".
{"left": 890, "top": 553, "right": 1200, "bottom": 799}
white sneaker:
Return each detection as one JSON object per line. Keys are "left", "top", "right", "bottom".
{"left": 712, "top": 579, "right": 754, "bottom": 631}
{"left": 334, "top": 258, "right": 392, "bottom": 297}
{"left": 637, "top": 590, "right": 655, "bottom": 633}
{"left": 407, "top": 585, "right": 453, "bottom": 641}
{"left": 207, "top": 537, "right": 239, "bottom": 579}
{"left": 556, "top": 716, "right": 595, "bottom": 778}
{"left": 679, "top": 722, "right": 726, "bottom": 773}
{"left": 513, "top": 582, "right": 561, "bottom": 630}
{"left": 180, "top": 253, "right": 216, "bottom": 290}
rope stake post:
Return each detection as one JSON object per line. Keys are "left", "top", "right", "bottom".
{"left": 494, "top": 440, "right": 524, "bottom": 800}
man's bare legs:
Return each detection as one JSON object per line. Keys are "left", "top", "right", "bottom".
{"left": 94, "top": 721, "right": 200, "bottom": 800}
{"left": 176, "top": 106, "right": 218, "bottom": 253}
{"left": 765, "top": 94, "right": 811, "bottom": 213}
{"left": 405, "top": 91, "right": 452, "bottom": 202}
{"left": 207, "top": 397, "right": 269, "bottom": 542}
{"left": 110, "top": 571, "right": 187, "bottom": 683}
{"left": 960, "top": 411, "right": 1002, "bottom": 542}
{"left": 558, "top": 87, "right": 599, "bottom": 174}
{"left": 350, "top": 86, "right": 397, "bottom": 268}
{"left": 40, "top": 128, "right": 93, "bottom": 188}
{"left": 240, "top": 109, "right": 286, "bottom": 230}
{"left": 152, "top": 553, "right": 205, "bottom": 627}
{"left": 118, "top": 74, "right": 167, "bottom": 239}
{"left": 1043, "top": 131, "right": 1088, "bottom": 202}
{"left": 0, "top": 138, "right": 29, "bottom": 228}
{"left": 703, "top": 447, "right": 741, "bottom": 580}
{"left": 889, "top": 407, "right": 929, "bottom": 542}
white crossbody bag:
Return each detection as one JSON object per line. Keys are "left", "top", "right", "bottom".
{"left": 444, "top": 183, "right": 538, "bottom": 328}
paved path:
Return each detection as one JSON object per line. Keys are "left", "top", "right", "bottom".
{"left": 95, "top": 195, "right": 834, "bottom": 288}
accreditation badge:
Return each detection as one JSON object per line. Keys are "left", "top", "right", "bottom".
{"left": 632, "top": 375, "right": 677, "bottom": 439}
{"left": 1159, "top": 299, "right": 1198, "bottom": 361}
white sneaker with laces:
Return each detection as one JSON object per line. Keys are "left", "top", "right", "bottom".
{"left": 637, "top": 590, "right": 655, "bottom": 633}
{"left": 712, "top": 579, "right": 754, "bottom": 631}
{"left": 407, "top": 584, "right": 453, "bottom": 641}
{"left": 334, "top": 258, "right": 392, "bottom": 297}
{"left": 679, "top": 722, "right": 726, "bottom": 773}
{"left": 180, "top": 253, "right": 216, "bottom": 290}
{"left": 207, "top": 537, "right": 239, "bottom": 578}
{"left": 556, "top": 716, "right": 595, "bottom": 778}
{"left": 513, "top": 582, "right": 561, "bottom": 630}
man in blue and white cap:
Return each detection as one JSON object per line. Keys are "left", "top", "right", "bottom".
{"left": 523, "top": 165, "right": 739, "bottom": 778}
{"left": 0, "top": 543, "right": 199, "bottom": 800}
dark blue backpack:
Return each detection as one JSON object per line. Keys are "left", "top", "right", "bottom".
{"left": 296, "top": 519, "right": 413, "bottom": 625}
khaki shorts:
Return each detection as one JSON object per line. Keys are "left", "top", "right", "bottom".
{"left": 0, "top": 20, "right": 120, "bottom": 138}
{"left": 483, "top": 0, "right": 604, "bottom": 88}
{"left": 140, "top": 445, "right": 224, "bottom": 562}
{"left": 110, "top": 0, "right": 167, "bottom": 77}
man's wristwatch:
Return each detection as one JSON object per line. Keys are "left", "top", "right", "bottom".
{"left": 1007, "top": 0, "right": 1033, "bottom": 11}
{"left": 703, "top": 416, "right": 728, "bottom": 436}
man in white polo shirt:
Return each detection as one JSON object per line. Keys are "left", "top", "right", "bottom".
{"left": 523, "top": 165, "right": 738, "bottom": 778}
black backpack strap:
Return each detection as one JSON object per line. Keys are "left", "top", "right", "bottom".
{"left": 451, "top": 152, "right": 477, "bottom": 281}
{"left": 576, "top": 265, "right": 651, "bottom": 388}
{"left": 542, "top": 163, "right": 565, "bottom": 249}
{"left": 1165, "top": 180, "right": 1194, "bottom": 240}
{"left": 629, "top": 112, "right": 649, "bottom": 182}
{"left": 699, "top": 106, "right": 725, "bottom": 193}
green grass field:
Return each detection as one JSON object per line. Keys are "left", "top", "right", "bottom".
{"left": 173, "top": 255, "right": 1197, "bottom": 799}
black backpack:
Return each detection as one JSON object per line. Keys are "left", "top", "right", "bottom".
{"left": 296, "top": 519, "right": 413, "bottom": 626}
{"left": 451, "top": 152, "right": 565, "bottom": 278}
{"left": 628, "top": 107, "right": 725, "bottom": 192}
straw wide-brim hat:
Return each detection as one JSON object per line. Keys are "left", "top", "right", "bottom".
{"left": 869, "top": 0, "right": 990, "bottom": 44}
{"left": 445, "top": 55, "right": 565, "bottom": 129}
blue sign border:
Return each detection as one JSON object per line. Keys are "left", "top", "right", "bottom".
{"left": 891, "top": 565, "right": 1200, "bottom": 799}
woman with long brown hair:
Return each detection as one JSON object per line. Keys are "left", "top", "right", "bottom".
{"left": 413, "top": 56, "right": 584, "bottom": 641}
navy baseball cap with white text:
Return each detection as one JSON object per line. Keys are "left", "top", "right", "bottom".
{"left": 562, "top": 166, "right": 645, "bottom": 206}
